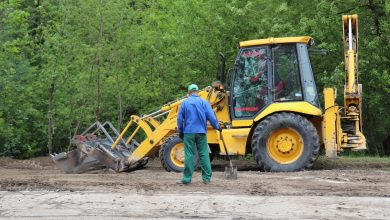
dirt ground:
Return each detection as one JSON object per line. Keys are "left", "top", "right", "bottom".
{"left": 1, "top": 156, "right": 390, "bottom": 219}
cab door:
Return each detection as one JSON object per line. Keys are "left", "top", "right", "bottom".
{"left": 230, "top": 46, "right": 271, "bottom": 120}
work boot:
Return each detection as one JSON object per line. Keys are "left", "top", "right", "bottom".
{"left": 176, "top": 180, "right": 190, "bottom": 185}
{"left": 203, "top": 180, "right": 210, "bottom": 184}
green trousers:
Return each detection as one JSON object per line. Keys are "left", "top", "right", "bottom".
{"left": 182, "top": 133, "right": 211, "bottom": 183}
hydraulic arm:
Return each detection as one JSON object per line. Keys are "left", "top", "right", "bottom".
{"left": 342, "top": 15, "right": 365, "bottom": 150}
{"left": 323, "top": 15, "right": 366, "bottom": 158}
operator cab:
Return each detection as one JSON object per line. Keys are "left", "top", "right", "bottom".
{"left": 230, "top": 37, "right": 319, "bottom": 119}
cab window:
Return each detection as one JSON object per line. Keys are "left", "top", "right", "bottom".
{"left": 232, "top": 47, "right": 269, "bottom": 118}
{"left": 273, "top": 44, "right": 303, "bottom": 101}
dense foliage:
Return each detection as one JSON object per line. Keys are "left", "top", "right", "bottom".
{"left": 0, "top": 0, "right": 389, "bottom": 158}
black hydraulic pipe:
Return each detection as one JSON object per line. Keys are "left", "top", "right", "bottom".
{"left": 219, "top": 52, "right": 226, "bottom": 86}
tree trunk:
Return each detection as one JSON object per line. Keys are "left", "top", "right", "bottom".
{"left": 115, "top": 70, "right": 123, "bottom": 129}
{"left": 47, "top": 82, "right": 55, "bottom": 155}
{"left": 367, "top": 0, "right": 384, "bottom": 36}
{"left": 68, "top": 120, "right": 80, "bottom": 152}
{"left": 95, "top": 62, "right": 101, "bottom": 122}
{"left": 95, "top": 0, "right": 104, "bottom": 122}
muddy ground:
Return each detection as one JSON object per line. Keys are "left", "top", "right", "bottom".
{"left": 0, "top": 156, "right": 390, "bottom": 219}
{"left": 0, "top": 156, "right": 389, "bottom": 196}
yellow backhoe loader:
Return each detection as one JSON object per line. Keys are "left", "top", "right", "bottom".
{"left": 52, "top": 14, "right": 366, "bottom": 173}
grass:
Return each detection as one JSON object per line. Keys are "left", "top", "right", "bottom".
{"left": 313, "top": 155, "right": 390, "bottom": 170}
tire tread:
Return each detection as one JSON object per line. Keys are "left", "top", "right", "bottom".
{"left": 251, "top": 112, "right": 320, "bottom": 172}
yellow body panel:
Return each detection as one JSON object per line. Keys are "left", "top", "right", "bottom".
{"left": 200, "top": 89, "right": 230, "bottom": 124}
{"left": 323, "top": 88, "right": 341, "bottom": 158}
{"left": 206, "top": 128, "right": 218, "bottom": 144}
{"left": 232, "top": 120, "right": 253, "bottom": 127}
{"left": 253, "top": 102, "right": 322, "bottom": 123}
{"left": 216, "top": 128, "right": 250, "bottom": 155}
{"left": 240, "top": 36, "right": 312, "bottom": 47}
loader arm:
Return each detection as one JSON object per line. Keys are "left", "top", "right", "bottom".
{"left": 110, "top": 98, "right": 185, "bottom": 166}
{"left": 125, "top": 113, "right": 178, "bottom": 165}
{"left": 112, "top": 87, "right": 229, "bottom": 166}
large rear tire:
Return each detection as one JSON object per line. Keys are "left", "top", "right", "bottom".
{"left": 252, "top": 112, "right": 319, "bottom": 172}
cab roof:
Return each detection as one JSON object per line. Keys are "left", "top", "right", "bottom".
{"left": 240, "top": 36, "right": 312, "bottom": 48}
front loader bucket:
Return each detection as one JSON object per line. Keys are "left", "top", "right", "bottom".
{"left": 87, "top": 144, "right": 125, "bottom": 172}
{"left": 51, "top": 142, "right": 142, "bottom": 173}
{"left": 51, "top": 149, "right": 102, "bottom": 174}
{"left": 51, "top": 139, "right": 126, "bottom": 173}
{"left": 51, "top": 121, "right": 148, "bottom": 174}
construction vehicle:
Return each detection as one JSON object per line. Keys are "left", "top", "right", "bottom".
{"left": 52, "top": 14, "right": 366, "bottom": 173}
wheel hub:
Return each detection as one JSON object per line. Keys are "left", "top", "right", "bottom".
{"left": 267, "top": 128, "right": 304, "bottom": 164}
{"left": 277, "top": 136, "right": 295, "bottom": 153}
{"left": 175, "top": 149, "right": 184, "bottom": 162}
{"left": 170, "top": 143, "right": 185, "bottom": 167}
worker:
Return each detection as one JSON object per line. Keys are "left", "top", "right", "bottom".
{"left": 177, "top": 84, "right": 221, "bottom": 185}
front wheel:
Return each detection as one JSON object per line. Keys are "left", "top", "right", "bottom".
{"left": 160, "top": 135, "right": 199, "bottom": 172}
{"left": 251, "top": 112, "right": 320, "bottom": 172}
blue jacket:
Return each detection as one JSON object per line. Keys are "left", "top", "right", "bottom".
{"left": 177, "top": 94, "right": 220, "bottom": 134}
